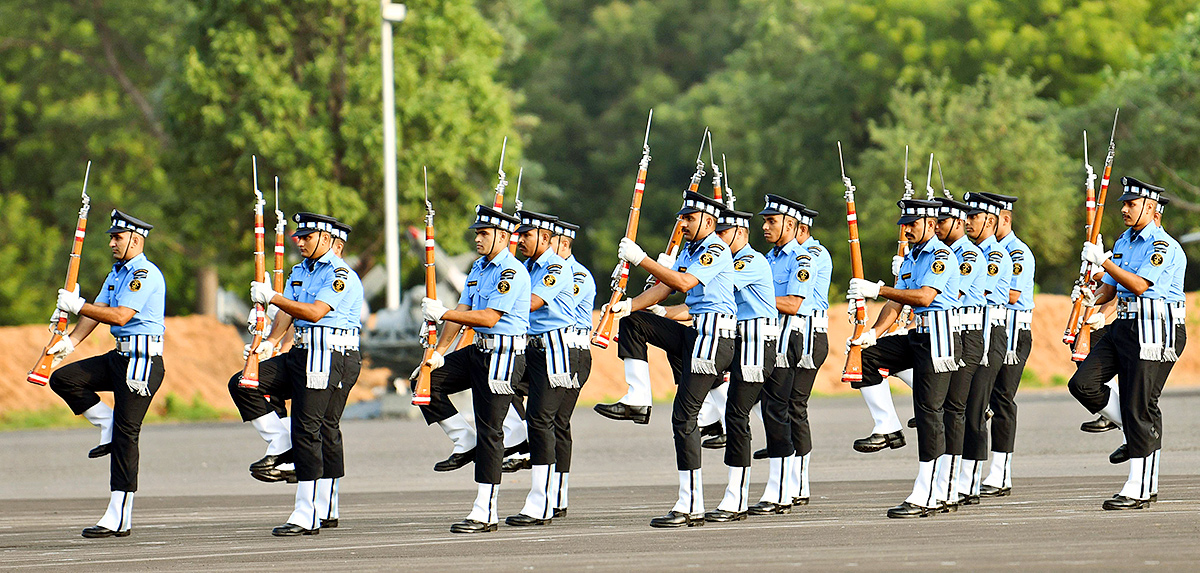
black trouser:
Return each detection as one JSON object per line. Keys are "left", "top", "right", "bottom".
{"left": 964, "top": 325, "right": 1006, "bottom": 460}
{"left": 761, "top": 334, "right": 800, "bottom": 458}
{"left": 290, "top": 350, "right": 358, "bottom": 482}
{"left": 228, "top": 351, "right": 297, "bottom": 422}
{"left": 525, "top": 343, "right": 569, "bottom": 467}
{"left": 990, "top": 328, "right": 1031, "bottom": 453}
{"left": 790, "top": 332, "right": 828, "bottom": 457}
{"left": 556, "top": 345, "right": 591, "bottom": 472}
{"left": 724, "top": 335, "right": 776, "bottom": 468}
{"left": 617, "top": 311, "right": 734, "bottom": 470}
{"left": 945, "top": 329, "right": 984, "bottom": 456}
{"left": 861, "top": 331, "right": 959, "bottom": 462}
{"left": 319, "top": 350, "right": 361, "bottom": 480}
{"left": 1069, "top": 320, "right": 1178, "bottom": 458}
{"left": 424, "top": 344, "right": 525, "bottom": 484}
{"left": 51, "top": 350, "right": 165, "bottom": 492}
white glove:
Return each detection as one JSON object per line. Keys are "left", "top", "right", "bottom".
{"left": 655, "top": 252, "right": 677, "bottom": 269}
{"left": 647, "top": 304, "right": 667, "bottom": 317}
{"left": 618, "top": 237, "right": 647, "bottom": 266}
{"left": 56, "top": 286, "right": 84, "bottom": 314}
{"left": 1070, "top": 284, "right": 1082, "bottom": 303}
{"left": 243, "top": 340, "right": 274, "bottom": 360}
{"left": 47, "top": 336, "right": 76, "bottom": 367}
{"left": 848, "top": 328, "right": 878, "bottom": 350}
{"left": 1085, "top": 309, "right": 1106, "bottom": 329}
{"left": 1081, "top": 235, "right": 1111, "bottom": 267}
{"left": 422, "top": 297, "right": 448, "bottom": 322}
{"left": 1078, "top": 285, "right": 1098, "bottom": 308}
{"left": 847, "top": 278, "right": 884, "bottom": 300}
{"left": 891, "top": 255, "right": 904, "bottom": 278}
{"left": 424, "top": 350, "right": 445, "bottom": 370}
{"left": 602, "top": 299, "right": 632, "bottom": 320}
{"left": 250, "top": 281, "right": 277, "bottom": 305}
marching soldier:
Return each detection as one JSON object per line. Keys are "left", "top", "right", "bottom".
{"left": 604, "top": 190, "right": 737, "bottom": 527}
{"left": 977, "top": 192, "right": 1034, "bottom": 497}
{"left": 47, "top": 210, "right": 165, "bottom": 538}
{"left": 956, "top": 193, "right": 1013, "bottom": 503}
{"left": 846, "top": 199, "right": 961, "bottom": 518}
{"left": 230, "top": 212, "right": 363, "bottom": 536}
{"left": 704, "top": 208, "right": 777, "bottom": 522}
{"left": 1069, "top": 178, "right": 1184, "bottom": 509}
{"left": 419, "top": 206, "right": 531, "bottom": 533}
{"left": 551, "top": 220, "right": 595, "bottom": 518}
{"left": 932, "top": 197, "right": 986, "bottom": 509}
{"left": 505, "top": 210, "right": 575, "bottom": 527}
{"left": 751, "top": 195, "right": 813, "bottom": 515}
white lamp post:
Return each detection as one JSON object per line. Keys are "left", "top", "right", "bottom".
{"left": 381, "top": 0, "right": 406, "bottom": 309}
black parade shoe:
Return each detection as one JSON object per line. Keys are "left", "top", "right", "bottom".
{"left": 853, "top": 430, "right": 906, "bottom": 453}
{"left": 649, "top": 511, "right": 705, "bottom": 528}
{"left": 81, "top": 525, "right": 130, "bottom": 538}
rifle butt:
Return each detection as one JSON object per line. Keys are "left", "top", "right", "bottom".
{"left": 1063, "top": 299, "right": 1084, "bottom": 345}
{"left": 591, "top": 311, "right": 617, "bottom": 349}
{"left": 842, "top": 346, "right": 864, "bottom": 384}
{"left": 239, "top": 333, "right": 263, "bottom": 388}
{"left": 1072, "top": 323, "right": 1093, "bottom": 362}
{"left": 412, "top": 364, "right": 432, "bottom": 405}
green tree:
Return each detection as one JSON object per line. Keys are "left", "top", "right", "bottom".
{"left": 163, "top": 0, "right": 517, "bottom": 306}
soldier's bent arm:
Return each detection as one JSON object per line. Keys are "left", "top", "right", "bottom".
{"left": 868, "top": 300, "right": 904, "bottom": 333}
{"left": 1008, "top": 289, "right": 1021, "bottom": 305}
{"left": 638, "top": 257, "right": 700, "bottom": 293}
{"left": 441, "top": 306, "right": 504, "bottom": 329}
{"left": 270, "top": 296, "right": 333, "bottom": 323}
{"left": 433, "top": 304, "right": 470, "bottom": 354}
{"left": 1099, "top": 260, "right": 1153, "bottom": 296}
{"left": 78, "top": 301, "right": 137, "bottom": 327}
{"left": 67, "top": 313, "right": 103, "bottom": 344}
{"left": 878, "top": 285, "right": 938, "bottom": 308}
{"left": 264, "top": 311, "right": 294, "bottom": 346}
{"left": 627, "top": 282, "right": 673, "bottom": 312}
{"left": 775, "top": 294, "right": 803, "bottom": 315}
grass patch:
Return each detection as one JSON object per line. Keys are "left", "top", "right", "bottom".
{"left": 0, "top": 392, "right": 236, "bottom": 431}
{"left": 1019, "top": 369, "right": 1069, "bottom": 388}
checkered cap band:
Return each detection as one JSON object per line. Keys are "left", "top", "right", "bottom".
{"left": 683, "top": 197, "right": 722, "bottom": 217}
{"left": 297, "top": 220, "right": 335, "bottom": 233}
{"left": 965, "top": 196, "right": 1000, "bottom": 216}
{"left": 554, "top": 224, "right": 576, "bottom": 239}
{"left": 474, "top": 206, "right": 518, "bottom": 232}
{"left": 332, "top": 228, "right": 348, "bottom": 240}
{"left": 718, "top": 213, "right": 751, "bottom": 228}
{"left": 110, "top": 216, "right": 150, "bottom": 237}
{"left": 520, "top": 215, "right": 556, "bottom": 232}
{"left": 938, "top": 205, "right": 966, "bottom": 220}
{"left": 903, "top": 205, "right": 939, "bottom": 219}
{"left": 1125, "top": 183, "right": 1161, "bottom": 202}
{"left": 764, "top": 198, "right": 801, "bottom": 219}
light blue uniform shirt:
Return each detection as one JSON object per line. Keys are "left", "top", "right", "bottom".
{"left": 525, "top": 248, "right": 574, "bottom": 335}
{"left": 998, "top": 232, "right": 1035, "bottom": 311}
{"left": 977, "top": 235, "right": 1013, "bottom": 307}
{"left": 765, "top": 239, "right": 804, "bottom": 302}
{"left": 729, "top": 245, "right": 776, "bottom": 321}
{"left": 283, "top": 249, "right": 362, "bottom": 330}
{"left": 1102, "top": 222, "right": 1182, "bottom": 300}
{"left": 896, "top": 236, "right": 960, "bottom": 313}
{"left": 567, "top": 255, "right": 597, "bottom": 330}
{"left": 97, "top": 253, "right": 165, "bottom": 337}
{"left": 458, "top": 248, "right": 531, "bottom": 336}
{"left": 794, "top": 236, "right": 832, "bottom": 315}
{"left": 1162, "top": 230, "right": 1186, "bottom": 304}
{"left": 674, "top": 232, "right": 737, "bottom": 316}
{"left": 950, "top": 235, "right": 986, "bottom": 308}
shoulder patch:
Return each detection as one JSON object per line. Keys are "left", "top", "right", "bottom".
{"left": 547, "top": 264, "right": 563, "bottom": 273}
{"left": 1013, "top": 262, "right": 1024, "bottom": 275}
{"left": 1010, "top": 249, "right": 1025, "bottom": 262}
{"left": 807, "top": 245, "right": 823, "bottom": 255}
{"left": 959, "top": 262, "right": 972, "bottom": 276}
{"left": 988, "top": 251, "right": 1003, "bottom": 262}
{"left": 796, "top": 254, "right": 811, "bottom": 261}
{"left": 573, "top": 284, "right": 580, "bottom": 296}
{"left": 542, "top": 274, "right": 557, "bottom": 287}
{"left": 500, "top": 269, "right": 517, "bottom": 280}
{"left": 132, "top": 269, "right": 149, "bottom": 278}
{"left": 332, "top": 279, "right": 346, "bottom": 292}
{"left": 129, "top": 279, "right": 142, "bottom": 292}
{"left": 797, "top": 269, "right": 810, "bottom": 282}
{"left": 497, "top": 280, "right": 511, "bottom": 294}
{"left": 573, "top": 272, "right": 587, "bottom": 283}
{"left": 733, "top": 260, "right": 747, "bottom": 271}
{"left": 987, "top": 263, "right": 999, "bottom": 276}
{"left": 933, "top": 249, "right": 952, "bottom": 260}
{"left": 1151, "top": 252, "right": 1165, "bottom": 267}
{"left": 1153, "top": 240, "right": 1169, "bottom": 248}
{"left": 334, "top": 267, "right": 350, "bottom": 277}
{"left": 932, "top": 260, "right": 946, "bottom": 274}
{"left": 960, "top": 251, "right": 978, "bottom": 262}
{"left": 699, "top": 253, "right": 715, "bottom": 266}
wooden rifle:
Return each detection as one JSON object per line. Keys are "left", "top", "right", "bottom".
{"left": 1066, "top": 110, "right": 1119, "bottom": 361}
{"left": 457, "top": 139, "right": 511, "bottom": 351}
{"left": 413, "top": 167, "right": 437, "bottom": 405}
{"left": 646, "top": 128, "right": 708, "bottom": 289}
{"left": 886, "top": 147, "right": 916, "bottom": 335}
{"left": 839, "top": 143, "right": 868, "bottom": 383}
{"left": 273, "top": 177, "right": 286, "bottom": 293}
{"left": 28, "top": 162, "right": 91, "bottom": 386}
{"left": 722, "top": 153, "right": 735, "bottom": 208}
{"left": 239, "top": 156, "right": 267, "bottom": 388}
{"left": 592, "top": 110, "right": 654, "bottom": 348}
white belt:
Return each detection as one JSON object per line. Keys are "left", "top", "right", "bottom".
{"left": 957, "top": 308, "right": 984, "bottom": 330}
{"left": 1116, "top": 298, "right": 1137, "bottom": 320}
{"left": 1010, "top": 309, "right": 1033, "bottom": 328}
{"left": 800, "top": 310, "right": 830, "bottom": 332}
{"left": 987, "top": 305, "right": 1009, "bottom": 326}
{"left": 563, "top": 328, "right": 588, "bottom": 348}
{"left": 911, "top": 310, "right": 953, "bottom": 333}
{"left": 475, "top": 333, "right": 528, "bottom": 353}
{"left": 740, "top": 317, "right": 780, "bottom": 339}
{"left": 295, "top": 327, "right": 360, "bottom": 351}
{"left": 1170, "top": 301, "right": 1186, "bottom": 325}
{"left": 116, "top": 335, "right": 164, "bottom": 356}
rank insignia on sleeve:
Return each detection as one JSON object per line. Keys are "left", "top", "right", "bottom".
{"left": 129, "top": 279, "right": 142, "bottom": 292}
{"left": 733, "top": 260, "right": 746, "bottom": 271}
{"left": 961, "top": 251, "right": 978, "bottom": 262}
{"left": 960, "top": 262, "right": 972, "bottom": 275}
{"left": 933, "top": 249, "right": 951, "bottom": 260}
{"left": 543, "top": 274, "right": 556, "bottom": 287}
{"left": 498, "top": 280, "right": 511, "bottom": 294}
{"left": 1013, "top": 263, "right": 1023, "bottom": 275}
{"left": 988, "top": 263, "right": 999, "bottom": 276}
{"left": 932, "top": 261, "right": 945, "bottom": 274}
{"left": 798, "top": 269, "right": 810, "bottom": 282}
{"left": 547, "top": 264, "right": 563, "bottom": 273}
{"left": 334, "top": 267, "right": 350, "bottom": 277}
{"left": 133, "top": 269, "right": 149, "bottom": 278}
{"left": 1151, "top": 252, "right": 1164, "bottom": 266}
{"left": 807, "top": 246, "right": 823, "bottom": 255}
{"left": 500, "top": 269, "right": 517, "bottom": 279}
{"left": 333, "top": 279, "right": 346, "bottom": 292}
{"left": 699, "top": 253, "right": 714, "bottom": 266}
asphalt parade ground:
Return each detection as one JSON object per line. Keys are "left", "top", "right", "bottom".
{"left": 4, "top": 390, "right": 1200, "bottom": 571}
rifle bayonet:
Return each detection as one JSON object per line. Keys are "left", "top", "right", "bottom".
{"left": 925, "top": 152, "right": 935, "bottom": 200}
